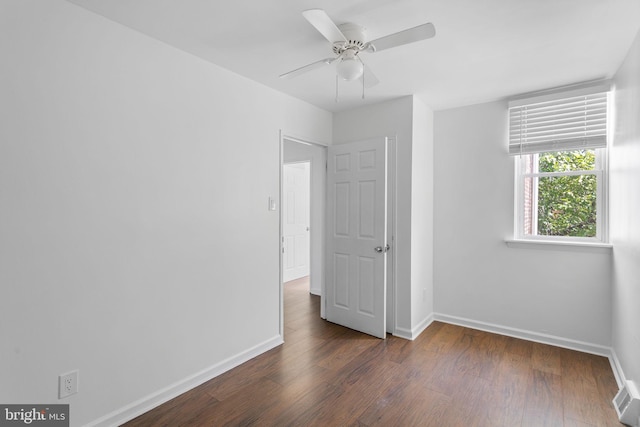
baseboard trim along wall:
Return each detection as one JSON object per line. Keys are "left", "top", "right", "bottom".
{"left": 433, "top": 313, "right": 626, "bottom": 390}
{"left": 610, "top": 348, "right": 628, "bottom": 389}
{"left": 87, "top": 335, "right": 284, "bottom": 427}
{"left": 394, "top": 314, "right": 434, "bottom": 340}
{"left": 87, "top": 317, "right": 628, "bottom": 426}
{"left": 434, "top": 313, "right": 611, "bottom": 356}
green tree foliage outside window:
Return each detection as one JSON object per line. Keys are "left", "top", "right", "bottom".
{"left": 537, "top": 150, "right": 597, "bottom": 237}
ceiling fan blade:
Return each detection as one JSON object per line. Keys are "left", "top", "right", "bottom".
{"left": 279, "top": 57, "right": 337, "bottom": 79}
{"left": 358, "top": 59, "right": 379, "bottom": 88}
{"left": 302, "top": 9, "right": 347, "bottom": 43}
{"left": 368, "top": 23, "right": 435, "bottom": 52}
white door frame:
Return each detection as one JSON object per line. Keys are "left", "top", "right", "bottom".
{"left": 386, "top": 137, "right": 397, "bottom": 335}
{"left": 279, "top": 132, "right": 328, "bottom": 337}
{"left": 278, "top": 131, "right": 396, "bottom": 339}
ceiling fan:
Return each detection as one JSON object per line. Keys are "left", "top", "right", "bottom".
{"left": 280, "top": 9, "right": 436, "bottom": 87}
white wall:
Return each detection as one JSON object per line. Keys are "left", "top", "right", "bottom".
{"left": 0, "top": 1, "right": 331, "bottom": 426}
{"left": 433, "top": 101, "right": 612, "bottom": 350}
{"left": 282, "top": 139, "right": 326, "bottom": 296}
{"left": 611, "top": 29, "right": 640, "bottom": 385}
{"left": 410, "top": 96, "right": 435, "bottom": 330}
{"left": 333, "top": 96, "right": 434, "bottom": 337}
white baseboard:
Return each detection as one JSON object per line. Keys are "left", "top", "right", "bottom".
{"left": 433, "top": 313, "right": 612, "bottom": 357}
{"left": 430, "top": 314, "right": 632, "bottom": 392}
{"left": 393, "top": 326, "right": 413, "bottom": 340}
{"left": 87, "top": 335, "right": 283, "bottom": 427}
{"left": 393, "top": 313, "right": 434, "bottom": 340}
{"left": 309, "top": 287, "right": 321, "bottom": 296}
{"left": 609, "top": 348, "right": 627, "bottom": 389}
{"left": 85, "top": 316, "right": 629, "bottom": 427}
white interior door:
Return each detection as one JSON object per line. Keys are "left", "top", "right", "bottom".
{"left": 325, "top": 138, "right": 387, "bottom": 339}
{"left": 283, "top": 162, "right": 310, "bottom": 282}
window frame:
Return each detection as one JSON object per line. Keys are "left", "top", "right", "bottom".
{"left": 514, "top": 148, "right": 608, "bottom": 244}
{"left": 508, "top": 82, "right": 612, "bottom": 245}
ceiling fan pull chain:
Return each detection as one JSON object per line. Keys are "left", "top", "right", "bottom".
{"left": 362, "top": 66, "right": 365, "bottom": 99}
{"left": 335, "top": 74, "right": 339, "bottom": 103}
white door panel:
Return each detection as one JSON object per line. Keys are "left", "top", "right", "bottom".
{"left": 326, "top": 138, "right": 387, "bottom": 339}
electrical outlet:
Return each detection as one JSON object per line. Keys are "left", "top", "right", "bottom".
{"left": 58, "top": 370, "right": 78, "bottom": 399}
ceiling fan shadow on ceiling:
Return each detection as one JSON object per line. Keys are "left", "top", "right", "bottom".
{"left": 280, "top": 9, "right": 436, "bottom": 100}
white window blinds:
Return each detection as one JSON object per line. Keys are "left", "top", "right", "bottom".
{"left": 508, "top": 91, "right": 608, "bottom": 155}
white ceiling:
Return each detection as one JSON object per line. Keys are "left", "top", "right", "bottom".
{"left": 67, "top": 0, "right": 640, "bottom": 112}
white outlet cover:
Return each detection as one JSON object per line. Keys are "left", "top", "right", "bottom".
{"left": 58, "top": 370, "right": 79, "bottom": 399}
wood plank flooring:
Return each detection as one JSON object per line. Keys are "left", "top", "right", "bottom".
{"left": 123, "top": 277, "right": 622, "bottom": 426}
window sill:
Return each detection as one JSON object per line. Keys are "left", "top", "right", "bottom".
{"left": 505, "top": 239, "right": 613, "bottom": 254}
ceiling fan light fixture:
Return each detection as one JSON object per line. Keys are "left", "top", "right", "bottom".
{"left": 281, "top": 9, "right": 436, "bottom": 91}
{"left": 336, "top": 56, "right": 363, "bottom": 81}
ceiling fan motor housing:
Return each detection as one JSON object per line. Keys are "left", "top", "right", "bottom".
{"left": 333, "top": 23, "right": 367, "bottom": 55}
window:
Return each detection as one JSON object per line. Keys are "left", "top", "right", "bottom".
{"left": 509, "top": 85, "right": 609, "bottom": 243}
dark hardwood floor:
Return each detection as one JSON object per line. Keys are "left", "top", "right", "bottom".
{"left": 123, "top": 276, "right": 622, "bottom": 426}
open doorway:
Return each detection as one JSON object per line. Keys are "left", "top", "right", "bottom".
{"left": 280, "top": 135, "right": 328, "bottom": 333}
{"left": 279, "top": 134, "right": 396, "bottom": 338}
{"left": 282, "top": 161, "right": 310, "bottom": 285}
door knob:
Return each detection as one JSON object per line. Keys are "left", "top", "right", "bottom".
{"left": 374, "top": 244, "right": 390, "bottom": 253}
